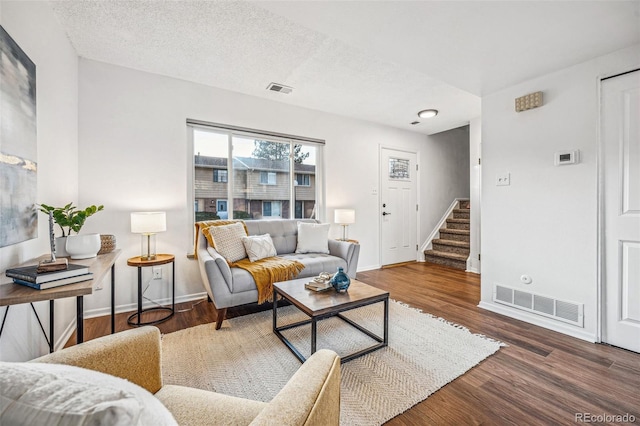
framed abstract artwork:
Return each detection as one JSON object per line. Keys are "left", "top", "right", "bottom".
{"left": 0, "top": 25, "right": 37, "bottom": 247}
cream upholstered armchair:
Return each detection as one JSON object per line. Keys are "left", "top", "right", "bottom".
{"left": 27, "top": 326, "right": 341, "bottom": 425}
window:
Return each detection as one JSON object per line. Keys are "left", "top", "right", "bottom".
{"left": 213, "top": 169, "right": 227, "bottom": 183}
{"left": 190, "top": 122, "right": 323, "bottom": 224}
{"left": 295, "top": 173, "right": 310, "bottom": 186}
{"left": 262, "top": 201, "right": 282, "bottom": 218}
{"left": 260, "top": 171, "right": 277, "bottom": 185}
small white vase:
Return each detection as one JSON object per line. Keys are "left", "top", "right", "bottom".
{"left": 55, "top": 236, "right": 69, "bottom": 257}
{"left": 66, "top": 233, "right": 101, "bottom": 260}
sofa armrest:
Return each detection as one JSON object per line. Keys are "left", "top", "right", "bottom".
{"left": 197, "top": 244, "right": 234, "bottom": 294}
{"left": 250, "top": 349, "right": 340, "bottom": 426}
{"left": 328, "top": 240, "right": 360, "bottom": 279}
{"left": 31, "top": 326, "right": 163, "bottom": 394}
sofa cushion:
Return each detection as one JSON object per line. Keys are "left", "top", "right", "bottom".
{"left": 241, "top": 234, "right": 277, "bottom": 262}
{"left": 206, "top": 222, "right": 248, "bottom": 263}
{"left": 280, "top": 253, "right": 347, "bottom": 278}
{"left": 0, "top": 362, "right": 176, "bottom": 426}
{"left": 295, "top": 222, "right": 330, "bottom": 254}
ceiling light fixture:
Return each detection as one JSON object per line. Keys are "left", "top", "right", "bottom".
{"left": 418, "top": 109, "right": 438, "bottom": 119}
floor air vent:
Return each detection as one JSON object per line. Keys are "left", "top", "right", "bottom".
{"left": 494, "top": 285, "right": 583, "bottom": 327}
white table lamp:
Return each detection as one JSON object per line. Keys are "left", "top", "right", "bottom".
{"left": 334, "top": 209, "right": 355, "bottom": 241}
{"left": 131, "top": 212, "right": 166, "bottom": 260}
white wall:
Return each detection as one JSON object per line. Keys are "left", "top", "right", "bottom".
{"left": 0, "top": 1, "right": 79, "bottom": 361}
{"left": 480, "top": 45, "right": 640, "bottom": 341}
{"left": 77, "top": 59, "right": 470, "bottom": 317}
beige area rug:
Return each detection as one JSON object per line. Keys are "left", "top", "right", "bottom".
{"left": 162, "top": 300, "right": 503, "bottom": 426}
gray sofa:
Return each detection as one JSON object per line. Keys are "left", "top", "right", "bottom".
{"left": 197, "top": 219, "right": 360, "bottom": 329}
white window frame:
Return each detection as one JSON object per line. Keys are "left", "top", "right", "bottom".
{"left": 188, "top": 120, "right": 325, "bottom": 232}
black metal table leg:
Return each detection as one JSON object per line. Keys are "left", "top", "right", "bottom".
{"left": 311, "top": 318, "right": 317, "bottom": 354}
{"left": 111, "top": 264, "right": 115, "bottom": 334}
{"left": 137, "top": 267, "right": 142, "bottom": 326}
{"left": 272, "top": 288, "right": 278, "bottom": 332}
{"left": 49, "top": 300, "right": 54, "bottom": 353}
{"left": 384, "top": 297, "right": 389, "bottom": 346}
{"left": 172, "top": 261, "right": 175, "bottom": 312}
{"left": 76, "top": 296, "right": 84, "bottom": 343}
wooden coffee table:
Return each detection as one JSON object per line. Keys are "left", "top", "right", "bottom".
{"left": 273, "top": 277, "right": 389, "bottom": 363}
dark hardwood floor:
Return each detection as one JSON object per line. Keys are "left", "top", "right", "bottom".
{"left": 67, "top": 263, "right": 640, "bottom": 425}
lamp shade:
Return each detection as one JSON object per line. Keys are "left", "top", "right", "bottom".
{"left": 131, "top": 212, "right": 166, "bottom": 234}
{"left": 334, "top": 209, "right": 355, "bottom": 225}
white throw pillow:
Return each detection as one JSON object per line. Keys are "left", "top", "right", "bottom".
{"left": 0, "top": 362, "right": 177, "bottom": 426}
{"left": 207, "top": 222, "right": 248, "bottom": 263}
{"left": 295, "top": 222, "right": 330, "bottom": 254}
{"left": 242, "top": 234, "right": 278, "bottom": 262}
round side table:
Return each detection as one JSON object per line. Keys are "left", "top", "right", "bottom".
{"left": 127, "top": 254, "right": 175, "bottom": 326}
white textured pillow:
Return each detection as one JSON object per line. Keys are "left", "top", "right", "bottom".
{"left": 241, "top": 234, "right": 278, "bottom": 262}
{"left": 0, "top": 362, "right": 177, "bottom": 426}
{"left": 295, "top": 222, "right": 330, "bottom": 254}
{"left": 207, "top": 222, "right": 248, "bottom": 263}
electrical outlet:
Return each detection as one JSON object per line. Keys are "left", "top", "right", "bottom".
{"left": 153, "top": 267, "right": 162, "bottom": 280}
{"left": 496, "top": 172, "right": 511, "bottom": 186}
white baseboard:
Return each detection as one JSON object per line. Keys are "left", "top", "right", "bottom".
{"left": 84, "top": 292, "right": 209, "bottom": 319}
{"left": 357, "top": 264, "right": 381, "bottom": 272}
{"left": 478, "top": 301, "right": 596, "bottom": 343}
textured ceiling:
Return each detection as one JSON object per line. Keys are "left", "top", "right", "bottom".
{"left": 50, "top": 1, "right": 640, "bottom": 136}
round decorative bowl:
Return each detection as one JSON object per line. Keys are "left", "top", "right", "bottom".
{"left": 66, "top": 233, "right": 101, "bottom": 260}
{"left": 98, "top": 234, "right": 116, "bottom": 254}
{"left": 330, "top": 267, "right": 351, "bottom": 293}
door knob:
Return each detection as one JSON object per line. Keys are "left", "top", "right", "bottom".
{"left": 382, "top": 212, "right": 391, "bottom": 216}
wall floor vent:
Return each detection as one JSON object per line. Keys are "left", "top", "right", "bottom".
{"left": 494, "top": 284, "right": 584, "bottom": 327}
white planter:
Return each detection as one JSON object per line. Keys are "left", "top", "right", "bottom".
{"left": 66, "top": 233, "right": 101, "bottom": 260}
{"left": 55, "top": 236, "right": 69, "bottom": 258}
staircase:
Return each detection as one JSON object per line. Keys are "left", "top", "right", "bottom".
{"left": 424, "top": 200, "right": 470, "bottom": 270}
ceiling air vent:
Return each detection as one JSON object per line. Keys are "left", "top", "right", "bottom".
{"left": 493, "top": 284, "right": 584, "bottom": 327}
{"left": 266, "top": 82, "right": 293, "bottom": 94}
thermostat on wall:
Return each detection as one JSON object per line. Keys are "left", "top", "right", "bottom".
{"left": 554, "top": 150, "right": 579, "bottom": 166}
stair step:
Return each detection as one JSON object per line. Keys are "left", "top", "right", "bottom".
{"left": 433, "top": 238, "right": 469, "bottom": 248}
{"left": 424, "top": 250, "right": 467, "bottom": 270}
{"left": 453, "top": 209, "right": 470, "bottom": 219}
{"left": 424, "top": 250, "right": 468, "bottom": 261}
{"left": 439, "top": 228, "right": 470, "bottom": 242}
{"left": 446, "top": 218, "right": 470, "bottom": 230}
{"left": 459, "top": 200, "right": 470, "bottom": 209}
{"left": 431, "top": 242, "right": 470, "bottom": 255}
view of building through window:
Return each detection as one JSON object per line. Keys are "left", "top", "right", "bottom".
{"left": 193, "top": 127, "right": 318, "bottom": 221}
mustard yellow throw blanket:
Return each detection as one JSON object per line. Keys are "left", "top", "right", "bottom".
{"left": 195, "top": 220, "right": 305, "bottom": 304}
{"left": 231, "top": 257, "right": 305, "bottom": 304}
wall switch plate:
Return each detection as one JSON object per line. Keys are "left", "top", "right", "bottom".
{"left": 496, "top": 172, "right": 511, "bottom": 186}
{"left": 153, "top": 267, "right": 162, "bottom": 280}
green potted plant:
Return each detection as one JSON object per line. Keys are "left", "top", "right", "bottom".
{"left": 39, "top": 203, "right": 104, "bottom": 258}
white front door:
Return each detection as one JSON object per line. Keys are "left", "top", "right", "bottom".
{"left": 601, "top": 69, "right": 640, "bottom": 353}
{"left": 380, "top": 148, "right": 418, "bottom": 266}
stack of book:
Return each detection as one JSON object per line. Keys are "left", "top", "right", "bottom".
{"left": 5, "top": 263, "right": 93, "bottom": 290}
{"left": 305, "top": 279, "right": 333, "bottom": 292}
